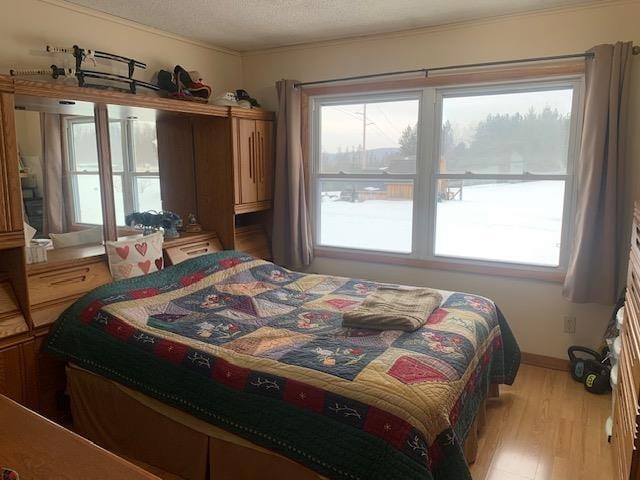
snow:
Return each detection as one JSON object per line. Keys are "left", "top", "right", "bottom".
{"left": 319, "top": 180, "right": 564, "bottom": 266}
{"left": 320, "top": 196, "right": 413, "bottom": 253}
{"left": 75, "top": 175, "right": 162, "bottom": 225}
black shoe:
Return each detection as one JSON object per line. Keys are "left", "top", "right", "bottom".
{"left": 174, "top": 65, "right": 194, "bottom": 91}
{"left": 157, "top": 70, "right": 177, "bottom": 93}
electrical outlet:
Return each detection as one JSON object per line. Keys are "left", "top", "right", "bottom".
{"left": 563, "top": 315, "right": 576, "bottom": 334}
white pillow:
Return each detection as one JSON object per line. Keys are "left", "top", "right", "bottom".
{"left": 50, "top": 227, "right": 103, "bottom": 248}
{"left": 106, "top": 231, "right": 164, "bottom": 281}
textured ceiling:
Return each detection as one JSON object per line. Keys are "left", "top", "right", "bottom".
{"left": 66, "top": 0, "right": 597, "bottom": 52}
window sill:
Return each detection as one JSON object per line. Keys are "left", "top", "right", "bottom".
{"left": 314, "top": 247, "right": 565, "bottom": 283}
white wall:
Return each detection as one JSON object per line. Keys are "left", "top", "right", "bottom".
{"left": 0, "top": 0, "right": 243, "bottom": 93}
{"left": 241, "top": 1, "right": 640, "bottom": 359}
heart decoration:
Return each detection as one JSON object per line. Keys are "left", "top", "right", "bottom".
{"left": 138, "top": 260, "right": 151, "bottom": 274}
{"left": 155, "top": 257, "right": 164, "bottom": 270}
{"left": 116, "top": 245, "right": 130, "bottom": 260}
{"left": 118, "top": 263, "right": 133, "bottom": 278}
{"left": 135, "top": 242, "right": 148, "bottom": 256}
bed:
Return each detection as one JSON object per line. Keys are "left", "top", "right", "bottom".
{"left": 45, "top": 250, "right": 520, "bottom": 480}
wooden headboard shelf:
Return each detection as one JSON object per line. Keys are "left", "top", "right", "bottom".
{"left": 0, "top": 76, "right": 276, "bottom": 420}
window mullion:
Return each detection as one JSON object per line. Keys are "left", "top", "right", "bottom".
{"left": 416, "top": 87, "right": 437, "bottom": 260}
{"left": 121, "top": 120, "right": 135, "bottom": 216}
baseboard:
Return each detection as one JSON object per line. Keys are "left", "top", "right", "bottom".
{"left": 521, "top": 352, "right": 569, "bottom": 371}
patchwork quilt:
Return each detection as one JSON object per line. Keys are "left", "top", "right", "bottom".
{"left": 46, "top": 251, "right": 520, "bottom": 480}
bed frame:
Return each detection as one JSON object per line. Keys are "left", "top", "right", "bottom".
{"left": 66, "top": 364, "right": 499, "bottom": 479}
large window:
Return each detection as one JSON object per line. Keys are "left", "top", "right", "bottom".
{"left": 66, "top": 118, "right": 162, "bottom": 226}
{"left": 311, "top": 79, "right": 583, "bottom": 271}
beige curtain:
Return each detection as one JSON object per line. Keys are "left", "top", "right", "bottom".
{"left": 41, "top": 112, "right": 68, "bottom": 234}
{"left": 563, "top": 42, "right": 633, "bottom": 304}
{"left": 272, "top": 79, "right": 314, "bottom": 267}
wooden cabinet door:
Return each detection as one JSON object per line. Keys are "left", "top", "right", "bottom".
{"left": 0, "top": 344, "right": 24, "bottom": 403}
{"left": 0, "top": 80, "right": 24, "bottom": 248}
{"left": 255, "top": 120, "right": 274, "bottom": 202}
{"left": 233, "top": 118, "right": 258, "bottom": 205}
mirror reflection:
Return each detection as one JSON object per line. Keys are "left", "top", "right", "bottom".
{"left": 14, "top": 96, "right": 105, "bottom": 250}
{"left": 107, "top": 106, "right": 163, "bottom": 234}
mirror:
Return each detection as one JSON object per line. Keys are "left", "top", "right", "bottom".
{"left": 107, "top": 105, "right": 163, "bottom": 238}
{"left": 14, "top": 96, "right": 106, "bottom": 251}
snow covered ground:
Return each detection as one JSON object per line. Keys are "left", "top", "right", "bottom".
{"left": 320, "top": 195, "right": 414, "bottom": 253}
{"left": 319, "top": 180, "right": 565, "bottom": 266}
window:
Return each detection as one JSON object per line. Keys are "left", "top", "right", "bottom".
{"left": 66, "top": 120, "right": 104, "bottom": 225}
{"left": 311, "top": 78, "right": 583, "bottom": 271}
{"left": 314, "top": 94, "right": 421, "bottom": 253}
{"left": 109, "top": 120, "right": 161, "bottom": 225}
{"left": 66, "top": 118, "right": 162, "bottom": 226}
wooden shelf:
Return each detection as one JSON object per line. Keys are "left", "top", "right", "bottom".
{"left": 4, "top": 76, "right": 275, "bottom": 121}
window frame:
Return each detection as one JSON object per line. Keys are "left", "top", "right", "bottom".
{"left": 65, "top": 117, "right": 161, "bottom": 227}
{"left": 309, "top": 75, "right": 585, "bottom": 277}
{"left": 311, "top": 91, "right": 423, "bottom": 255}
{"left": 65, "top": 116, "right": 102, "bottom": 226}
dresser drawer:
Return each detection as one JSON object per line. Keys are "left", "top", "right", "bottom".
{"left": 165, "top": 237, "right": 224, "bottom": 265}
{"left": 29, "top": 261, "right": 112, "bottom": 306}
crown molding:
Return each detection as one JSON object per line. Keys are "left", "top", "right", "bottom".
{"left": 241, "top": 0, "right": 636, "bottom": 57}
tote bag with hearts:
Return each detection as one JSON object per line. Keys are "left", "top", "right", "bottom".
{"left": 106, "top": 231, "right": 164, "bottom": 281}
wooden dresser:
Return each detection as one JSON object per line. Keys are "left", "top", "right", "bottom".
{"left": 612, "top": 203, "right": 640, "bottom": 479}
{"left": 0, "top": 394, "right": 159, "bottom": 479}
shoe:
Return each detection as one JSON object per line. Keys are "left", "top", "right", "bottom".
{"left": 157, "top": 70, "right": 177, "bottom": 93}
{"left": 174, "top": 65, "right": 194, "bottom": 91}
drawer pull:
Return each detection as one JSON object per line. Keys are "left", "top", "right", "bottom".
{"left": 50, "top": 275, "right": 88, "bottom": 287}
{"left": 39, "top": 267, "right": 91, "bottom": 281}
{"left": 181, "top": 242, "right": 211, "bottom": 253}
{"left": 184, "top": 247, "right": 209, "bottom": 256}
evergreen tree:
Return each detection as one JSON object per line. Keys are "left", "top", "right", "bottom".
{"left": 399, "top": 124, "right": 418, "bottom": 157}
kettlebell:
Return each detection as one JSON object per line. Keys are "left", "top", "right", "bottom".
{"left": 568, "top": 346, "right": 602, "bottom": 382}
{"left": 584, "top": 364, "right": 612, "bottom": 394}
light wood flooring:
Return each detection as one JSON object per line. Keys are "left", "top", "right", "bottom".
{"left": 470, "top": 364, "right": 613, "bottom": 480}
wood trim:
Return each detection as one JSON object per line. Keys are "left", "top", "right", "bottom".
{"left": 10, "top": 76, "right": 229, "bottom": 117}
{"left": 0, "top": 332, "right": 32, "bottom": 350}
{"left": 315, "top": 247, "right": 565, "bottom": 283}
{"left": 26, "top": 246, "right": 106, "bottom": 274}
{"left": 0, "top": 76, "right": 14, "bottom": 93}
{"left": 192, "top": 116, "right": 236, "bottom": 249}
{"left": 520, "top": 352, "right": 569, "bottom": 371}
{"left": 7, "top": 77, "right": 274, "bottom": 121}
{"left": 229, "top": 106, "right": 275, "bottom": 121}
{"left": 301, "top": 62, "right": 585, "bottom": 97}
{"left": 0, "top": 248, "right": 33, "bottom": 330}
{"left": 163, "top": 231, "right": 222, "bottom": 249}
{"left": 0, "top": 231, "right": 25, "bottom": 249}
{"left": 234, "top": 200, "right": 272, "bottom": 214}
{"left": 0, "top": 91, "right": 23, "bottom": 234}
{"left": 20, "top": 338, "right": 38, "bottom": 409}
{"left": 94, "top": 104, "right": 118, "bottom": 241}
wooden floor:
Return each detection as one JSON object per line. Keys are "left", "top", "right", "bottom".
{"left": 470, "top": 364, "right": 613, "bottom": 480}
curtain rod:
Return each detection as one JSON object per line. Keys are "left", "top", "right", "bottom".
{"left": 295, "top": 47, "right": 639, "bottom": 88}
